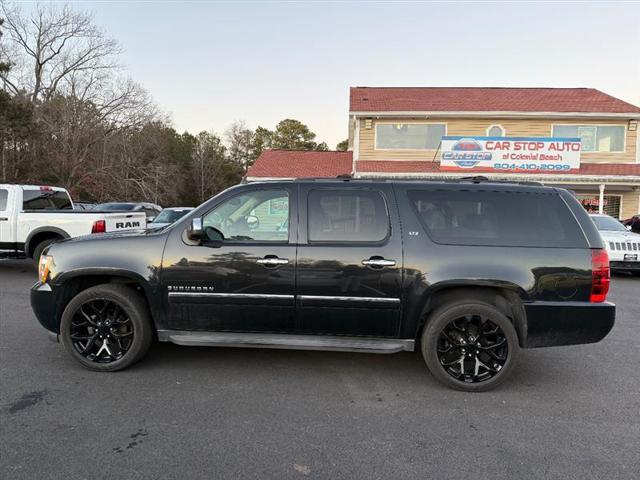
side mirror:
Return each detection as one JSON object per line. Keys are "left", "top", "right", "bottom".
{"left": 187, "top": 217, "right": 204, "bottom": 241}
{"left": 204, "top": 226, "right": 225, "bottom": 247}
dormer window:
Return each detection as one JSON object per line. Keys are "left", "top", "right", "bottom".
{"left": 487, "top": 125, "right": 505, "bottom": 137}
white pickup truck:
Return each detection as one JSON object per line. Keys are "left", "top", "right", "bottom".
{"left": 0, "top": 184, "right": 147, "bottom": 262}
{"left": 590, "top": 213, "right": 640, "bottom": 276}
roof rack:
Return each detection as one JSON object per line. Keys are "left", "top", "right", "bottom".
{"left": 459, "top": 175, "right": 489, "bottom": 183}
{"left": 252, "top": 176, "right": 544, "bottom": 187}
{"left": 458, "top": 176, "right": 542, "bottom": 187}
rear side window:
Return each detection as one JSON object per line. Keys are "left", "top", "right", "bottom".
{"left": 0, "top": 189, "right": 7, "bottom": 210}
{"left": 407, "top": 189, "right": 586, "bottom": 248}
{"left": 22, "top": 189, "right": 72, "bottom": 210}
{"left": 308, "top": 189, "right": 389, "bottom": 242}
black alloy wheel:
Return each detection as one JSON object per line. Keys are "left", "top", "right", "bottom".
{"left": 421, "top": 301, "right": 519, "bottom": 392}
{"left": 60, "top": 284, "right": 153, "bottom": 371}
{"left": 70, "top": 299, "right": 134, "bottom": 363}
{"left": 436, "top": 314, "right": 508, "bottom": 383}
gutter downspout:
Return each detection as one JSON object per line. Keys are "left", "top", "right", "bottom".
{"left": 352, "top": 117, "right": 360, "bottom": 176}
{"left": 599, "top": 184, "right": 606, "bottom": 214}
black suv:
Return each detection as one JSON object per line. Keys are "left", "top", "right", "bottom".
{"left": 31, "top": 179, "right": 615, "bottom": 391}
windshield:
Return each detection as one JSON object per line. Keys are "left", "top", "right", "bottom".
{"left": 153, "top": 209, "right": 191, "bottom": 224}
{"left": 592, "top": 215, "right": 627, "bottom": 232}
{"left": 95, "top": 203, "right": 137, "bottom": 211}
{"left": 22, "top": 189, "right": 72, "bottom": 210}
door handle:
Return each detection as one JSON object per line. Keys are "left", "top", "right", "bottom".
{"left": 256, "top": 256, "right": 289, "bottom": 266}
{"left": 362, "top": 257, "right": 396, "bottom": 267}
{"left": 0, "top": 217, "right": 8, "bottom": 221}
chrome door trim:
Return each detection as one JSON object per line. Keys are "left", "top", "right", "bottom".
{"left": 298, "top": 295, "right": 400, "bottom": 304}
{"left": 168, "top": 292, "right": 294, "bottom": 300}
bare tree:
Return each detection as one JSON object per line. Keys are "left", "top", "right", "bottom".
{"left": 1, "top": 1, "right": 120, "bottom": 102}
{"left": 0, "top": 1, "right": 158, "bottom": 196}
{"left": 193, "top": 131, "right": 227, "bottom": 203}
{"left": 225, "top": 120, "right": 254, "bottom": 172}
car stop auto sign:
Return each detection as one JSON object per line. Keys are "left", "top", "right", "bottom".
{"left": 440, "top": 136, "right": 581, "bottom": 173}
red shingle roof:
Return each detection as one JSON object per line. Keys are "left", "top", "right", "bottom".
{"left": 247, "top": 150, "right": 352, "bottom": 178}
{"left": 350, "top": 87, "right": 640, "bottom": 114}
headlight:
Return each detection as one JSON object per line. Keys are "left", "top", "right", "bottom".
{"left": 38, "top": 255, "right": 53, "bottom": 283}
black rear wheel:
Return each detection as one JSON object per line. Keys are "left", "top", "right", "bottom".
{"left": 32, "top": 237, "right": 59, "bottom": 266}
{"left": 60, "top": 284, "right": 153, "bottom": 371}
{"left": 421, "top": 301, "right": 519, "bottom": 392}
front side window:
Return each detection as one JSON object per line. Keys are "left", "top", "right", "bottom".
{"left": 153, "top": 209, "right": 191, "bottom": 224}
{"left": 375, "top": 123, "right": 446, "bottom": 150}
{"left": 408, "top": 189, "right": 586, "bottom": 248}
{"left": 0, "top": 189, "right": 7, "bottom": 211}
{"left": 203, "top": 189, "right": 289, "bottom": 242}
{"left": 552, "top": 125, "right": 624, "bottom": 152}
{"left": 22, "top": 189, "right": 72, "bottom": 210}
{"left": 308, "top": 189, "right": 389, "bottom": 242}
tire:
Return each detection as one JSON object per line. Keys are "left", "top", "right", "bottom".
{"left": 421, "top": 301, "right": 519, "bottom": 392}
{"left": 31, "top": 237, "right": 59, "bottom": 266}
{"left": 59, "top": 284, "right": 153, "bottom": 372}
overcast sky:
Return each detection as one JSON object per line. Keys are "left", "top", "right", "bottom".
{"left": 60, "top": 1, "right": 640, "bottom": 148}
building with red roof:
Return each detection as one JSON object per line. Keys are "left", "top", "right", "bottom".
{"left": 247, "top": 87, "right": 640, "bottom": 219}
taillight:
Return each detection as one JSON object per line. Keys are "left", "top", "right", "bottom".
{"left": 590, "top": 249, "right": 610, "bottom": 303}
{"left": 91, "top": 220, "right": 106, "bottom": 234}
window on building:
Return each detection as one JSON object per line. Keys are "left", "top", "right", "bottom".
{"left": 576, "top": 194, "right": 622, "bottom": 219}
{"left": 552, "top": 125, "right": 625, "bottom": 152}
{"left": 203, "top": 189, "right": 289, "bottom": 242}
{"left": 375, "top": 123, "right": 446, "bottom": 150}
{"left": 407, "top": 189, "right": 586, "bottom": 248}
{"left": 308, "top": 189, "right": 389, "bottom": 242}
{"left": 487, "top": 125, "right": 505, "bottom": 137}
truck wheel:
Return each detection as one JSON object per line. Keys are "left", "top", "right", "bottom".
{"left": 32, "top": 238, "right": 58, "bottom": 266}
{"left": 59, "top": 284, "right": 153, "bottom": 372}
{"left": 421, "top": 301, "right": 519, "bottom": 392}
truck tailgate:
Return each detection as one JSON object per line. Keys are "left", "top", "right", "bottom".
{"left": 104, "top": 213, "right": 146, "bottom": 232}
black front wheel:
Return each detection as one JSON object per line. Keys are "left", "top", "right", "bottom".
{"left": 421, "top": 301, "right": 519, "bottom": 392}
{"left": 60, "top": 284, "right": 153, "bottom": 371}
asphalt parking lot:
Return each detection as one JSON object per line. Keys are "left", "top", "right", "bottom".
{"left": 1, "top": 260, "right": 639, "bottom": 480}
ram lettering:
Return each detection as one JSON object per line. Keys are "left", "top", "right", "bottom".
{"left": 115, "top": 221, "right": 141, "bottom": 229}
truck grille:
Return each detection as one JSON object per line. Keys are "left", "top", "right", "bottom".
{"left": 609, "top": 241, "right": 640, "bottom": 251}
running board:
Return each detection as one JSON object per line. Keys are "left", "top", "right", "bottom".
{"left": 157, "top": 330, "right": 414, "bottom": 354}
